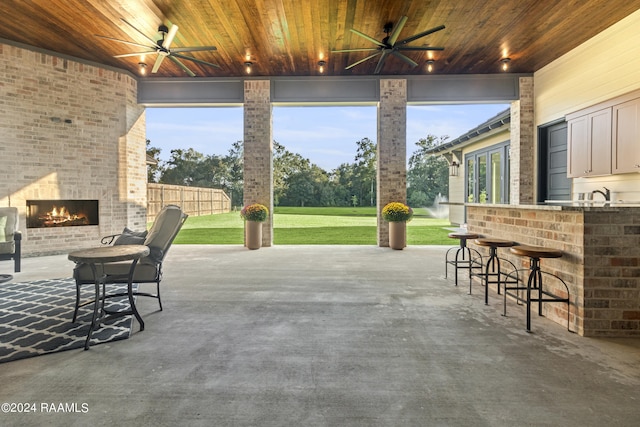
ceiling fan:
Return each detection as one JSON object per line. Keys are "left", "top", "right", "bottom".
{"left": 332, "top": 16, "right": 445, "bottom": 74}
{"left": 95, "top": 18, "right": 220, "bottom": 77}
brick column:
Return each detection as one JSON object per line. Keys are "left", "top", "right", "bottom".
{"left": 509, "top": 76, "right": 535, "bottom": 204}
{"left": 377, "top": 79, "right": 407, "bottom": 247}
{"left": 243, "top": 80, "right": 273, "bottom": 247}
{"left": 121, "top": 78, "right": 147, "bottom": 231}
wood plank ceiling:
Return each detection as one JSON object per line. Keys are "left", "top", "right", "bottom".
{"left": 0, "top": 0, "right": 638, "bottom": 78}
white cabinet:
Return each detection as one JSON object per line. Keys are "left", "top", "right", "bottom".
{"left": 612, "top": 97, "right": 640, "bottom": 174}
{"left": 566, "top": 89, "right": 640, "bottom": 178}
{"left": 567, "top": 108, "right": 611, "bottom": 178}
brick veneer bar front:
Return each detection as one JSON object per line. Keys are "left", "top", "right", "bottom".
{"left": 466, "top": 203, "right": 640, "bottom": 337}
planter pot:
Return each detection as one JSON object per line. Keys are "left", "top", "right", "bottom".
{"left": 388, "top": 221, "right": 406, "bottom": 250}
{"left": 245, "top": 220, "right": 263, "bottom": 250}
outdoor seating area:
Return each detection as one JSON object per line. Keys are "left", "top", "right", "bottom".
{"left": 446, "top": 232, "right": 573, "bottom": 334}
{"left": 70, "top": 205, "right": 188, "bottom": 349}
{"left": 1, "top": 245, "right": 639, "bottom": 425}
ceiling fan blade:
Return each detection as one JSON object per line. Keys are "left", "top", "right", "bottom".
{"left": 391, "top": 51, "right": 418, "bottom": 68}
{"left": 169, "top": 55, "right": 196, "bottom": 77}
{"left": 113, "top": 51, "right": 155, "bottom": 58}
{"left": 396, "top": 46, "right": 445, "bottom": 51}
{"left": 373, "top": 50, "right": 390, "bottom": 74}
{"left": 163, "top": 24, "right": 179, "bottom": 49}
{"left": 94, "top": 35, "right": 152, "bottom": 50}
{"left": 172, "top": 53, "right": 221, "bottom": 69}
{"left": 387, "top": 16, "right": 408, "bottom": 46}
{"left": 350, "top": 29, "right": 386, "bottom": 47}
{"left": 331, "top": 48, "right": 379, "bottom": 53}
{"left": 345, "top": 52, "right": 381, "bottom": 70}
{"left": 171, "top": 46, "right": 217, "bottom": 53}
{"left": 120, "top": 18, "right": 159, "bottom": 46}
{"left": 397, "top": 25, "right": 446, "bottom": 45}
{"left": 151, "top": 54, "right": 165, "bottom": 73}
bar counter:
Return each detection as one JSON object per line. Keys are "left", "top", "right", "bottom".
{"left": 465, "top": 203, "right": 640, "bottom": 337}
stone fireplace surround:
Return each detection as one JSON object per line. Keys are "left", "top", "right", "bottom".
{"left": 0, "top": 42, "right": 148, "bottom": 257}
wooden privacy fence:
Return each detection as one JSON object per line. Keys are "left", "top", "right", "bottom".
{"left": 147, "top": 183, "right": 231, "bottom": 223}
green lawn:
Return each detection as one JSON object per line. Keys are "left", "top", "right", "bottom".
{"left": 173, "top": 206, "right": 453, "bottom": 245}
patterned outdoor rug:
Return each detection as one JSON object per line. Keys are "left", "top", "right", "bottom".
{"left": 0, "top": 278, "right": 135, "bottom": 363}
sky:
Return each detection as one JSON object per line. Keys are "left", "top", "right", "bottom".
{"left": 145, "top": 103, "right": 509, "bottom": 171}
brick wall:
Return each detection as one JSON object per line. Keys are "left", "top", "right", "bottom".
{"left": 583, "top": 210, "right": 640, "bottom": 334}
{"left": 467, "top": 204, "right": 640, "bottom": 337}
{"left": 0, "top": 43, "right": 147, "bottom": 256}
{"left": 509, "top": 77, "right": 535, "bottom": 204}
{"left": 377, "top": 79, "right": 407, "bottom": 247}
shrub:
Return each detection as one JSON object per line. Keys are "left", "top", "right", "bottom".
{"left": 382, "top": 202, "right": 413, "bottom": 222}
{"left": 240, "top": 203, "right": 269, "bottom": 222}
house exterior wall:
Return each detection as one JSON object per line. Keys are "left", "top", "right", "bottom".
{"left": 448, "top": 128, "right": 510, "bottom": 225}
{"left": 0, "top": 43, "right": 147, "bottom": 256}
{"left": 534, "top": 8, "right": 640, "bottom": 202}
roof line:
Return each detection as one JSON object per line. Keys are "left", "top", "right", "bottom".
{"left": 425, "top": 107, "right": 511, "bottom": 154}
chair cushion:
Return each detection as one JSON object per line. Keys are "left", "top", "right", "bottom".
{"left": 0, "top": 216, "right": 6, "bottom": 241}
{"left": 74, "top": 261, "right": 159, "bottom": 283}
{"left": 0, "top": 208, "right": 18, "bottom": 238}
{"left": 143, "top": 205, "right": 184, "bottom": 262}
{"left": 0, "top": 240, "right": 14, "bottom": 255}
{"left": 114, "top": 227, "right": 148, "bottom": 245}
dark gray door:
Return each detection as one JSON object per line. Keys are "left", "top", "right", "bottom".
{"left": 546, "top": 122, "right": 571, "bottom": 200}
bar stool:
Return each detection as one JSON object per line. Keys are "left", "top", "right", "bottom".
{"left": 445, "top": 232, "right": 481, "bottom": 286}
{"left": 503, "top": 245, "right": 572, "bottom": 333}
{"left": 469, "top": 238, "right": 519, "bottom": 304}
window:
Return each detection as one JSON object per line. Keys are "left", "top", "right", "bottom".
{"left": 465, "top": 142, "right": 510, "bottom": 204}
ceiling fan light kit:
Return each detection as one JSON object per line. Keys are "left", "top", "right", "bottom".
{"left": 98, "top": 14, "right": 453, "bottom": 77}
{"left": 332, "top": 15, "right": 445, "bottom": 74}
{"left": 95, "top": 18, "right": 220, "bottom": 77}
{"left": 426, "top": 59, "right": 434, "bottom": 73}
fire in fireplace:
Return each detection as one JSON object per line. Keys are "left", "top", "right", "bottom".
{"left": 26, "top": 200, "right": 99, "bottom": 228}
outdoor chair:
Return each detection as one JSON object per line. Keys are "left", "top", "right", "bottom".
{"left": 72, "top": 204, "right": 188, "bottom": 321}
{"left": 0, "top": 207, "right": 21, "bottom": 273}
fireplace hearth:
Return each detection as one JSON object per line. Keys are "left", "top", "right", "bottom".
{"left": 27, "top": 200, "right": 99, "bottom": 228}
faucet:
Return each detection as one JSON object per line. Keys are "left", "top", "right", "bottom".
{"left": 592, "top": 187, "right": 610, "bottom": 201}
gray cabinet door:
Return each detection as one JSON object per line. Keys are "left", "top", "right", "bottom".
{"left": 547, "top": 122, "right": 571, "bottom": 200}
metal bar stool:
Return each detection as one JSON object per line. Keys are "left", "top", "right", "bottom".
{"left": 445, "top": 232, "right": 482, "bottom": 286}
{"left": 469, "top": 238, "right": 519, "bottom": 304}
{"left": 503, "top": 245, "right": 572, "bottom": 333}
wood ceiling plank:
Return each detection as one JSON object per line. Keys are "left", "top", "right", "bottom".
{"left": 0, "top": 0, "right": 638, "bottom": 77}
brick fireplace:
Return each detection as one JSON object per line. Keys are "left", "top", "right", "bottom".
{"left": 0, "top": 42, "right": 148, "bottom": 257}
{"left": 26, "top": 200, "right": 99, "bottom": 228}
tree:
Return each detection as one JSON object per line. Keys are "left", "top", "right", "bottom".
{"left": 224, "top": 141, "right": 244, "bottom": 207}
{"left": 273, "top": 141, "right": 311, "bottom": 206}
{"left": 160, "top": 148, "right": 206, "bottom": 186}
{"left": 353, "top": 138, "right": 377, "bottom": 206}
{"left": 407, "top": 135, "right": 450, "bottom": 207}
{"left": 285, "top": 172, "right": 315, "bottom": 206}
{"left": 146, "top": 139, "right": 163, "bottom": 183}
{"left": 331, "top": 163, "right": 357, "bottom": 207}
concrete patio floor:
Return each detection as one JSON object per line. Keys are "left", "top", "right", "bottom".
{"left": 1, "top": 244, "right": 640, "bottom": 426}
